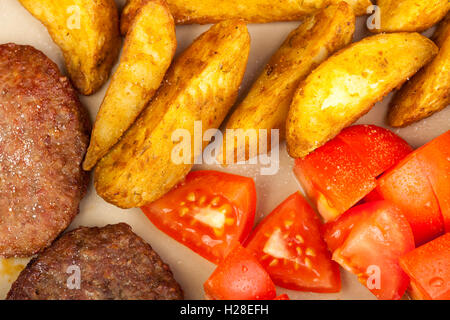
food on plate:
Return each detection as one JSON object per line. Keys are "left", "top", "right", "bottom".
{"left": 399, "top": 233, "right": 450, "bottom": 300}
{"left": 94, "top": 20, "right": 250, "bottom": 208}
{"left": 83, "top": 0, "right": 176, "bottom": 170}
{"left": 204, "top": 244, "right": 276, "bottom": 300}
{"left": 415, "top": 131, "right": 450, "bottom": 233}
{"left": 293, "top": 125, "right": 411, "bottom": 221}
{"left": 141, "top": 171, "right": 256, "bottom": 264}
{"left": 274, "top": 294, "right": 290, "bottom": 300}
{"left": 369, "top": 131, "right": 450, "bottom": 245}
{"left": 18, "top": 0, "right": 121, "bottom": 95}
{"left": 388, "top": 15, "right": 450, "bottom": 127}
{"left": 336, "top": 125, "right": 413, "bottom": 177}
{"left": 222, "top": 3, "right": 355, "bottom": 163}
{"left": 245, "top": 192, "right": 341, "bottom": 292}
{"left": 121, "top": 0, "right": 371, "bottom": 32}
{"left": 323, "top": 201, "right": 415, "bottom": 300}
{"left": 0, "top": 44, "right": 89, "bottom": 258}
{"left": 7, "top": 224, "right": 183, "bottom": 300}
{"left": 286, "top": 33, "right": 438, "bottom": 158}
{"left": 373, "top": 0, "right": 450, "bottom": 33}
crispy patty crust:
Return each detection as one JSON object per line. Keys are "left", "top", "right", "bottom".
{"left": 7, "top": 223, "right": 184, "bottom": 300}
{"left": 0, "top": 43, "right": 90, "bottom": 257}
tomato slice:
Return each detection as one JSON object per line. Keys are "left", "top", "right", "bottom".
{"left": 141, "top": 170, "right": 256, "bottom": 264}
{"left": 245, "top": 192, "right": 341, "bottom": 293}
{"left": 323, "top": 201, "right": 415, "bottom": 300}
{"left": 400, "top": 233, "right": 450, "bottom": 300}
{"left": 415, "top": 131, "right": 450, "bottom": 232}
{"left": 375, "top": 153, "right": 444, "bottom": 246}
{"left": 204, "top": 244, "right": 277, "bottom": 300}
{"left": 337, "top": 125, "right": 412, "bottom": 177}
{"left": 274, "top": 294, "right": 290, "bottom": 300}
{"left": 294, "top": 138, "right": 376, "bottom": 222}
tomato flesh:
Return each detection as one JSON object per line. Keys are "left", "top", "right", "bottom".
{"left": 274, "top": 294, "right": 290, "bottom": 300}
{"left": 375, "top": 153, "right": 444, "bottom": 246}
{"left": 141, "top": 170, "right": 256, "bottom": 264}
{"left": 246, "top": 192, "right": 341, "bottom": 293}
{"left": 204, "top": 244, "right": 277, "bottom": 300}
{"left": 400, "top": 233, "right": 450, "bottom": 300}
{"left": 415, "top": 131, "right": 450, "bottom": 232}
{"left": 323, "top": 201, "right": 415, "bottom": 300}
{"left": 337, "top": 125, "right": 412, "bottom": 177}
{"left": 294, "top": 138, "right": 376, "bottom": 222}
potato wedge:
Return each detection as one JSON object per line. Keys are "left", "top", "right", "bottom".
{"left": 94, "top": 20, "right": 251, "bottom": 208}
{"left": 83, "top": 0, "right": 176, "bottom": 170}
{"left": 388, "top": 16, "right": 450, "bottom": 127}
{"left": 286, "top": 33, "right": 438, "bottom": 158}
{"left": 222, "top": 3, "right": 355, "bottom": 163}
{"left": 373, "top": 0, "right": 450, "bottom": 33}
{"left": 18, "top": 0, "right": 121, "bottom": 95}
{"left": 121, "top": 0, "right": 370, "bottom": 33}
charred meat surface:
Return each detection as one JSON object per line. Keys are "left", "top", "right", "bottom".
{"left": 0, "top": 43, "right": 90, "bottom": 257}
{"left": 7, "top": 223, "right": 184, "bottom": 300}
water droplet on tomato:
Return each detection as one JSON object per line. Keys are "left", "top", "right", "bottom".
{"left": 429, "top": 277, "right": 443, "bottom": 288}
{"left": 242, "top": 266, "right": 248, "bottom": 273}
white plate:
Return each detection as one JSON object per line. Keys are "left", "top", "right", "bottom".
{"left": 0, "top": 0, "right": 449, "bottom": 300}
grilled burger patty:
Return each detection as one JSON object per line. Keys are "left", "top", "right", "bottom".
{"left": 0, "top": 43, "right": 90, "bottom": 257}
{"left": 7, "top": 223, "right": 184, "bottom": 300}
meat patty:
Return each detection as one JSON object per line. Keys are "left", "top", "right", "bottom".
{"left": 7, "top": 223, "right": 184, "bottom": 300}
{"left": 0, "top": 43, "right": 90, "bottom": 257}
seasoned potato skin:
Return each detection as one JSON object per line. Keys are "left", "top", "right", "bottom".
{"left": 83, "top": 0, "right": 176, "bottom": 170}
{"left": 286, "top": 33, "right": 438, "bottom": 158}
{"left": 374, "top": 0, "right": 450, "bottom": 33}
{"left": 121, "top": 0, "right": 370, "bottom": 32}
{"left": 94, "top": 20, "right": 250, "bottom": 208}
{"left": 388, "top": 16, "right": 450, "bottom": 127}
{"left": 18, "top": 0, "right": 121, "bottom": 95}
{"left": 222, "top": 3, "right": 355, "bottom": 163}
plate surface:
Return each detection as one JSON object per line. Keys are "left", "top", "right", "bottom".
{"left": 0, "top": 0, "right": 448, "bottom": 300}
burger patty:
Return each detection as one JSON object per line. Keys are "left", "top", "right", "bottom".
{"left": 0, "top": 43, "right": 90, "bottom": 257}
{"left": 7, "top": 223, "right": 184, "bottom": 300}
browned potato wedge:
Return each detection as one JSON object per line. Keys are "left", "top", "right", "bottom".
{"left": 121, "top": 0, "right": 370, "bottom": 33}
{"left": 373, "top": 0, "right": 450, "bottom": 33}
{"left": 286, "top": 33, "right": 438, "bottom": 158}
{"left": 94, "top": 20, "right": 251, "bottom": 208}
{"left": 83, "top": 0, "right": 176, "bottom": 170}
{"left": 18, "top": 0, "right": 121, "bottom": 95}
{"left": 388, "top": 15, "right": 450, "bottom": 127}
{"left": 222, "top": 3, "right": 355, "bottom": 163}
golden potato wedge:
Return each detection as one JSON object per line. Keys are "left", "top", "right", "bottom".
{"left": 373, "top": 0, "right": 450, "bottom": 33}
{"left": 83, "top": 0, "right": 176, "bottom": 170}
{"left": 286, "top": 33, "right": 438, "bottom": 158}
{"left": 388, "top": 16, "right": 450, "bottom": 127}
{"left": 18, "top": 0, "right": 121, "bottom": 95}
{"left": 331, "top": 0, "right": 372, "bottom": 16}
{"left": 121, "top": 0, "right": 370, "bottom": 33}
{"left": 94, "top": 20, "right": 251, "bottom": 208}
{"left": 222, "top": 3, "right": 355, "bottom": 163}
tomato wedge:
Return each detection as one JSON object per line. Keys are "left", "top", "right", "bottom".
{"left": 204, "top": 244, "right": 277, "bottom": 300}
{"left": 293, "top": 125, "right": 411, "bottom": 222}
{"left": 337, "top": 125, "right": 412, "bottom": 177}
{"left": 274, "top": 294, "right": 290, "bottom": 300}
{"left": 245, "top": 192, "right": 341, "bottom": 292}
{"left": 323, "top": 201, "right": 415, "bottom": 300}
{"left": 294, "top": 138, "right": 376, "bottom": 222}
{"left": 415, "top": 131, "right": 450, "bottom": 232}
{"left": 400, "top": 233, "right": 450, "bottom": 300}
{"left": 375, "top": 154, "right": 444, "bottom": 245}
{"left": 141, "top": 170, "right": 256, "bottom": 264}
{"left": 371, "top": 132, "right": 450, "bottom": 245}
